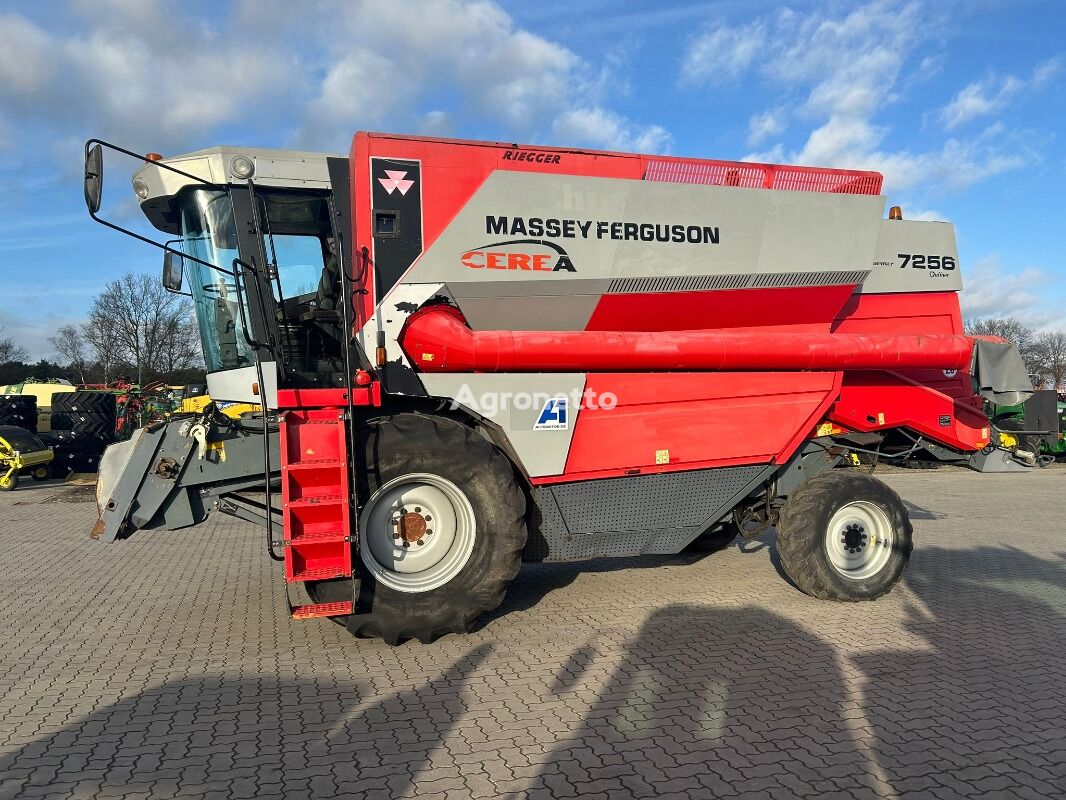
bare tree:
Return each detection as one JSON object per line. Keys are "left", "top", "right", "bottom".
{"left": 0, "top": 325, "right": 28, "bottom": 363}
{"left": 49, "top": 324, "right": 88, "bottom": 384}
{"left": 964, "top": 317, "right": 1041, "bottom": 375}
{"left": 84, "top": 272, "right": 202, "bottom": 386}
{"left": 82, "top": 308, "right": 124, "bottom": 384}
{"left": 155, "top": 311, "right": 202, "bottom": 374}
{"left": 1035, "top": 330, "right": 1066, "bottom": 391}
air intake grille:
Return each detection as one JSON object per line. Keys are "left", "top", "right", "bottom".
{"left": 750, "top": 270, "right": 870, "bottom": 288}
{"left": 607, "top": 274, "right": 749, "bottom": 294}
{"left": 606, "top": 271, "right": 869, "bottom": 294}
{"left": 643, "top": 158, "right": 882, "bottom": 195}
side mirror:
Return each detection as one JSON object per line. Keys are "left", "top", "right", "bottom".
{"left": 84, "top": 143, "right": 103, "bottom": 215}
{"left": 162, "top": 250, "right": 184, "bottom": 292}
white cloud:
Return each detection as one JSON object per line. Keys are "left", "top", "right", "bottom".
{"left": 296, "top": 0, "right": 664, "bottom": 152}
{"left": 419, "top": 111, "right": 453, "bottom": 136}
{"left": 552, "top": 108, "right": 671, "bottom": 153}
{"left": 0, "top": 1, "right": 668, "bottom": 162}
{"left": 747, "top": 111, "right": 784, "bottom": 147}
{"left": 0, "top": 298, "right": 97, "bottom": 361}
{"left": 0, "top": 13, "right": 55, "bottom": 96}
{"left": 940, "top": 57, "right": 1062, "bottom": 130}
{"left": 0, "top": 8, "right": 292, "bottom": 155}
{"left": 959, "top": 256, "right": 1064, "bottom": 329}
{"left": 680, "top": 20, "right": 766, "bottom": 85}
{"left": 688, "top": 1, "right": 1034, "bottom": 195}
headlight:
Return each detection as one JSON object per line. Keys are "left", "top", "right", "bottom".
{"left": 132, "top": 178, "right": 149, "bottom": 200}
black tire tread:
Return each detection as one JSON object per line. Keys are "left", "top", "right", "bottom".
{"left": 776, "top": 470, "right": 913, "bottom": 602}
{"left": 51, "top": 391, "right": 117, "bottom": 416}
{"left": 309, "top": 414, "right": 526, "bottom": 645}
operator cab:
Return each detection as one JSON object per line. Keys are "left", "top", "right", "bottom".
{"left": 112, "top": 146, "right": 357, "bottom": 405}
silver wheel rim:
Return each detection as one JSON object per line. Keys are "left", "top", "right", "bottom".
{"left": 359, "top": 473, "right": 476, "bottom": 593}
{"left": 824, "top": 500, "right": 895, "bottom": 580}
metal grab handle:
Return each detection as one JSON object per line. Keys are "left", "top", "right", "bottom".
{"left": 231, "top": 257, "right": 268, "bottom": 350}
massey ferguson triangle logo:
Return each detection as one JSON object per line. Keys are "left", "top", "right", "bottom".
{"left": 378, "top": 170, "right": 415, "bottom": 195}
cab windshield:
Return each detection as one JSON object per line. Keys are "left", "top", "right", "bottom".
{"left": 178, "top": 189, "right": 255, "bottom": 372}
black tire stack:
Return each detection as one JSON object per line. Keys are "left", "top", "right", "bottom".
{"left": 40, "top": 391, "right": 117, "bottom": 475}
{"left": 0, "top": 395, "right": 38, "bottom": 432}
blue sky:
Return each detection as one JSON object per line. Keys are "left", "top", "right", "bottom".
{"left": 1, "top": 0, "right": 1063, "bottom": 358}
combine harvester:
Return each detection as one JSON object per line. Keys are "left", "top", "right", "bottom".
{"left": 83, "top": 133, "right": 1034, "bottom": 643}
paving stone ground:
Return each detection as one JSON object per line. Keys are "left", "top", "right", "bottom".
{"left": 1, "top": 467, "right": 1064, "bottom": 799}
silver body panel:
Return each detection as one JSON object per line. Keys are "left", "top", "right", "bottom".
{"left": 420, "top": 373, "right": 585, "bottom": 477}
{"left": 206, "top": 363, "right": 278, "bottom": 408}
{"left": 866, "top": 220, "right": 963, "bottom": 293}
{"left": 134, "top": 147, "right": 337, "bottom": 233}
{"left": 407, "top": 171, "right": 886, "bottom": 286}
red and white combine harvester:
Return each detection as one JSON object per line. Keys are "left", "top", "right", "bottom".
{"left": 84, "top": 133, "right": 1033, "bottom": 643}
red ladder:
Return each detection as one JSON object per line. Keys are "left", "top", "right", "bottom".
{"left": 279, "top": 408, "right": 355, "bottom": 619}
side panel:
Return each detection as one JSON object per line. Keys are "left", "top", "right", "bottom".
{"left": 419, "top": 373, "right": 586, "bottom": 477}
{"left": 865, "top": 219, "right": 962, "bottom": 294}
{"left": 370, "top": 157, "right": 423, "bottom": 302}
{"left": 561, "top": 372, "right": 840, "bottom": 479}
{"left": 586, "top": 284, "right": 859, "bottom": 333}
{"left": 830, "top": 372, "right": 990, "bottom": 451}
{"left": 832, "top": 291, "right": 964, "bottom": 335}
{"left": 524, "top": 464, "right": 774, "bottom": 562}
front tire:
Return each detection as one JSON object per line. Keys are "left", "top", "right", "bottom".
{"left": 309, "top": 414, "right": 527, "bottom": 644}
{"left": 776, "top": 471, "right": 912, "bottom": 601}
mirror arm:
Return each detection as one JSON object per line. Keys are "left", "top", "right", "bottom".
{"left": 86, "top": 138, "right": 227, "bottom": 190}
{"left": 83, "top": 138, "right": 235, "bottom": 278}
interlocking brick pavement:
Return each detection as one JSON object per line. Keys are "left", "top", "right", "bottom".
{"left": 0, "top": 467, "right": 1064, "bottom": 799}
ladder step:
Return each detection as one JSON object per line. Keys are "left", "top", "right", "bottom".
{"left": 285, "top": 460, "right": 344, "bottom": 470}
{"left": 289, "top": 531, "right": 348, "bottom": 544}
{"left": 291, "top": 601, "right": 353, "bottom": 620}
{"left": 289, "top": 565, "right": 352, "bottom": 582}
{"left": 288, "top": 496, "right": 343, "bottom": 508}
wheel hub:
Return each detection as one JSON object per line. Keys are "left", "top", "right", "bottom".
{"left": 393, "top": 509, "right": 432, "bottom": 546}
{"left": 824, "top": 501, "right": 895, "bottom": 581}
{"left": 361, "top": 473, "right": 477, "bottom": 593}
{"left": 841, "top": 523, "right": 867, "bottom": 554}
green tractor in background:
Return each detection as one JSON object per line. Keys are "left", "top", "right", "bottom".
{"left": 989, "top": 390, "right": 1066, "bottom": 461}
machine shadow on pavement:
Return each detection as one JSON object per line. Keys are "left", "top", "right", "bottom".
{"left": 0, "top": 645, "right": 496, "bottom": 800}
{"left": 524, "top": 545, "right": 1066, "bottom": 797}
{"left": 1, "top": 547, "right": 1063, "bottom": 798}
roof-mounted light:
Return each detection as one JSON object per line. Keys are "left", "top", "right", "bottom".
{"left": 145, "top": 153, "right": 163, "bottom": 162}
{"left": 230, "top": 154, "right": 255, "bottom": 180}
{"left": 132, "top": 178, "right": 149, "bottom": 200}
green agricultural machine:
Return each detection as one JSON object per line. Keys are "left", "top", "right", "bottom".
{"left": 991, "top": 390, "right": 1066, "bottom": 461}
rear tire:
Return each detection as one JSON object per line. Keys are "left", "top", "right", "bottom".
{"left": 776, "top": 471, "right": 912, "bottom": 601}
{"left": 308, "top": 414, "right": 527, "bottom": 644}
